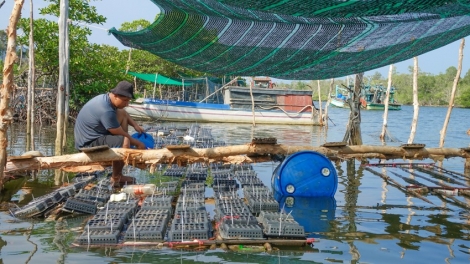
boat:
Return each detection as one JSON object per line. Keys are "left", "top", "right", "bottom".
{"left": 330, "top": 85, "right": 402, "bottom": 110}
{"left": 125, "top": 74, "right": 319, "bottom": 125}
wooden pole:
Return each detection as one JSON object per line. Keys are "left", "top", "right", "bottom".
{"left": 26, "top": 0, "right": 35, "bottom": 151}
{"left": 1, "top": 0, "right": 25, "bottom": 188}
{"left": 153, "top": 73, "right": 157, "bottom": 99}
{"left": 55, "top": 0, "right": 69, "bottom": 185}
{"left": 408, "top": 57, "right": 419, "bottom": 144}
{"left": 380, "top": 65, "right": 393, "bottom": 141}
{"left": 55, "top": 0, "right": 69, "bottom": 156}
{"left": 439, "top": 38, "right": 465, "bottom": 147}
{"left": 249, "top": 77, "right": 256, "bottom": 127}
{"left": 317, "top": 80, "right": 323, "bottom": 126}
{"left": 344, "top": 73, "right": 363, "bottom": 145}
{"left": 5, "top": 144, "right": 470, "bottom": 174}
{"left": 324, "top": 78, "right": 334, "bottom": 129}
{"left": 125, "top": 48, "right": 132, "bottom": 74}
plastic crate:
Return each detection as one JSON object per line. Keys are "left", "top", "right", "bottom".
{"left": 12, "top": 201, "right": 48, "bottom": 218}
{"left": 86, "top": 217, "right": 124, "bottom": 232}
{"left": 167, "top": 222, "right": 211, "bottom": 241}
{"left": 75, "top": 189, "right": 110, "bottom": 203}
{"left": 77, "top": 229, "right": 120, "bottom": 245}
{"left": 125, "top": 219, "right": 169, "bottom": 241}
{"left": 63, "top": 197, "right": 97, "bottom": 214}
{"left": 219, "top": 223, "right": 264, "bottom": 240}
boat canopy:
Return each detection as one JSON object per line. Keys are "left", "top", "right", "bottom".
{"left": 127, "top": 71, "right": 192, "bottom": 86}
{"left": 110, "top": 1, "right": 470, "bottom": 80}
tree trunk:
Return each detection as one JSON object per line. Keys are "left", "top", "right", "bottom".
{"left": 5, "top": 144, "right": 470, "bottom": 174}
{"left": 0, "top": 0, "right": 25, "bottom": 189}
{"left": 343, "top": 73, "right": 363, "bottom": 145}
{"left": 439, "top": 38, "right": 464, "bottom": 147}
{"left": 26, "top": 0, "right": 35, "bottom": 151}
{"left": 408, "top": 57, "right": 419, "bottom": 144}
{"left": 380, "top": 65, "right": 393, "bottom": 141}
{"left": 324, "top": 78, "right": 334, "bottom": 129}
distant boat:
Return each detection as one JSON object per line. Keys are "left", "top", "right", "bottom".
{"left": 330, "top": 85, "right": 402, "bottom": 110}
{"left": 125, "top": 74, "right": 319, "bottom": 125}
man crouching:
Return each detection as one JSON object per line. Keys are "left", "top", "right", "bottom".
{"left": 74, "top": 80, "right": 145, "bottom": 187}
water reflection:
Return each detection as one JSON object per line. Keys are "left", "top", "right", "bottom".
{"left": 275, "top": 195, "right": 336, "bottom": 236}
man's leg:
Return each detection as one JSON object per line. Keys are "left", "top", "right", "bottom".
{"left": 112, "top": 109, "right": 136, "bottom": 186}
{"left": 116, "top": 109, "right": 131, "bottom": 148}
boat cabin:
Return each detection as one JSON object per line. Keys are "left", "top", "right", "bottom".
{"left": 252, "top": 76, "right": 274, "bottom": 89}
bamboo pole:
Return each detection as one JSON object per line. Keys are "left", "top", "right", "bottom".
{"left": 380, "top": 65, "right": 393, "bottom": 141}
{"left": 5, "top": 144, "right": 470, "bottom": 174}
{"left": 1, "top": 0, "right": 25, "bottom": 188}
{"left": 439, "top": 38, "right": 465, "bottom": 147}
{"left": 408, "top": 57, "right": 419, "bottom": 144}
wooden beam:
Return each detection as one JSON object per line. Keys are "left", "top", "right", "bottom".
{"left": 5, "top": 144, "right": 470, "bottom": 174}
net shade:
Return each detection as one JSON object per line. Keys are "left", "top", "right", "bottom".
{"left": 110, "top": 0, "right": 470, "bottom": 80}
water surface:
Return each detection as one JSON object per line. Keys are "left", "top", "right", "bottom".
{"left": 1, "top": 105, "right": 469, "bottom": 263}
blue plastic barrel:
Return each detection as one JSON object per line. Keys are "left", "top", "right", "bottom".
{"left": 271, "top": 151, "right": 337, "bottom": 197}
{"left": 131, "top": 132, "right": 155, "bottom": 149}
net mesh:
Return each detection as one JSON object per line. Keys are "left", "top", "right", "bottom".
{"left": 110, "top": 0, "right": 470, "bottom": 80}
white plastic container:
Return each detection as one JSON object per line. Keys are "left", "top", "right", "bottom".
{"left": 121, "top": 184, "right": 157, "bottom": 195}
{"left": 109, "top": 192, "right": 127, "bottom": 202}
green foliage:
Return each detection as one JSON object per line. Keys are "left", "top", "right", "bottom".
{"left": 0, "top": 30, "right": 6, "bottom": 59}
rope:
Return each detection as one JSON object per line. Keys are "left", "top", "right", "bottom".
{"left": 257, "top": 105, "right": 315, "bottom": 118}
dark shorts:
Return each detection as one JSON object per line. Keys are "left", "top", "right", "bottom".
{"left": 87, "top": 135, "right": 124, "bottom": 148}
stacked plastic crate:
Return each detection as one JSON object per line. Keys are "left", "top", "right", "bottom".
{"left": 168, "top": 175, "right": 212, "bottom": 241}
{"left": 124, "top": 195, "right": 173, "bottom": 242}
{"left": 214, "top": 191, "right": 264, "bottom": 240}
{"left": 77, "top": 197, "right": 139, "bottom": 245}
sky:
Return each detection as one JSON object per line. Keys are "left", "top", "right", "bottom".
{"left": 1, "top": 0, "right": 469, "bottom": 80}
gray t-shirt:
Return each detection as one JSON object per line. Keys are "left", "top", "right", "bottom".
{"left": 74, "top": 93, "right": 120, "bottom": 149}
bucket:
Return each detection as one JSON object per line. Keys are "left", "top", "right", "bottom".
{"left": 271, "top": 151, "right": 337, "bottom": 197}
{"left": 131, "top": 132, "right": 155, "bottom": 149}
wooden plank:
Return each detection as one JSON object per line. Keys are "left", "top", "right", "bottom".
{"left": 8, "top": 155, "right": 34, "bottom": 161}
{"left": 165, "top": 144, "right": 191, "bottom": 150}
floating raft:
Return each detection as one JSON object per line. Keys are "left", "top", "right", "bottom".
{"left": 13, "top": 161, "right": 314, "bottom": 249}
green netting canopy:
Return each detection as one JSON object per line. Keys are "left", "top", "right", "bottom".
{"left": 127, "top": 71, "right": 191, "bottom": 86}
{"left": 110, "top": 0, "right": 470, "bottom": 80}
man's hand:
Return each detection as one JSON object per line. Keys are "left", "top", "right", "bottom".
{"left": 134, "top": 140, "right": 146, "bottom": 150}
{"left": 134, "top": 124, "right": 145, "bottom": 134}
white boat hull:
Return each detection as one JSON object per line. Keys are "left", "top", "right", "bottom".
{"left": 126, "top": 103, "right": 317, "bottom": 125}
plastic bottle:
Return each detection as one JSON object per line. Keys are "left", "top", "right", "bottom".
{"left": 121, "top": 184, "right": 156, "bottom": 195}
